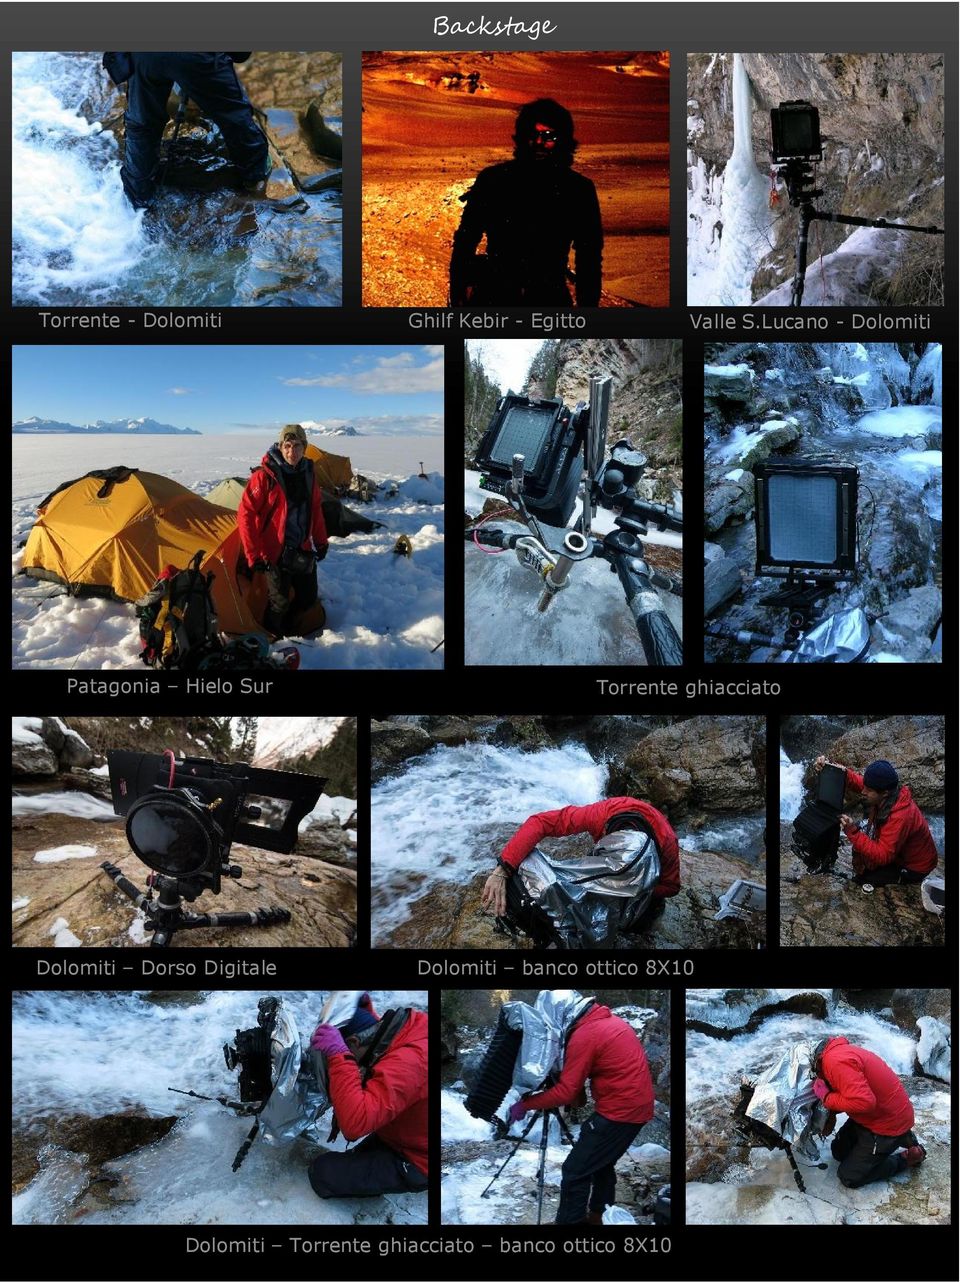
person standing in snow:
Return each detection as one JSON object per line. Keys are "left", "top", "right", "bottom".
{"left": 812, "top": 1036, "right": 926, "bottom": 1188}
{"left": 307, "top": 994, "right": 429, "bottom": 1199}
{"left": 814, "top": 756, "right": 938, "bottom": 886}
{"left": 238, "top": 423, "right": 328, "bottom": 637}
{"left": 506, "top": 997, "right": 655, "bottom": 1223}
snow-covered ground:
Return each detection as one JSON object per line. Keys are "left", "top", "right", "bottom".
{"left": 13, "top": 989, "right": 427, "bottom": 1226}
{"left": 371, "top": 741, "right": 606, "bottom": 944}
{"left": 464, "top": 472, "right": 682, "bottom": 666}
{"left": 12, "top": 435, "right": 444, "bottom": 669}
{"left": 252, "top": 717, "right": 344, "bottom": 767}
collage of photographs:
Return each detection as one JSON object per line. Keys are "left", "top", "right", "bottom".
{"left": 4, "top": 7, "right": 954, "bottom": 1282}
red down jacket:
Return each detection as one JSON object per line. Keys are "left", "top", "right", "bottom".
{"left": 843, "top": 770, "right": 938, "bottom": 875}
{"left": 523, "top": 1004, "right": 655, "bottom": 1124}
{"left": 326, "top": 1009, "right": 429, "bottom": 1175}
{"left": 237, "top": 453, "right": 328, "bottom": 568}
{"left": 498, "top": 797, "right": 681, "bottom": 898}
{"left": 820, "top": 1036, "right": 914, "bottom": 1136}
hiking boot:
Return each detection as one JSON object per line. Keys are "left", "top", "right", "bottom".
{"left": 902, "top": 1144, "right": 927, "bottom": 1168}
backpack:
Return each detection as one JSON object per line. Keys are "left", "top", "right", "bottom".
{"left": 135, "top": 551, "right": 222, "bottom": 671}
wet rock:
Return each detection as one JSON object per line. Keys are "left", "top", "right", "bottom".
{"left": 705, "top": 475, "right": 754, "bottom": 533}
{"left": 704, "top": 364, "right": 754, "bottom": 404}
{"left": 704, "top": 555, "right": 743, "bottom": 616}
{"left": 488, "top": 718, "right": 554, "bottom": 751}
{"left": 859, "top": 475, "right": 933, "bottom": 607}
{"left": 780, "top": 822, "right": 944, "bottom": 947}
{"left": 825, "top": 715, "right": 944, "bottom": 808}
{"left": 611, "top": 715, "right": 765, "bottom": 815}
{"left": 884, "top": 989, "right": 953, "bottom": 1030}
{"left": 370, "top": 720, "right": 434, "bottom": 780}
{"left": 12, "top": 813, "right": 356, "bottom": 949}
{"left": 686, "top": 989, "right": 829, "bottom": 1039}
{"left": 13, "top": 1111, "right": 178, "bottom": 1193}
{"left": 303, "top": 103, "right": 343, "bottom": 161}
{"left": 915, "top": 1016, "right": 950, "bottom": 1084}
{"left": 736, "top": 420, "right": 802, "bottom": 469}
{"left": 879, "top": 586, "right": 942, "bottom": 652}
{"left": 12, "top": 735, "right": 58, "bottom": 777}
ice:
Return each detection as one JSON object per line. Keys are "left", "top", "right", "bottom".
{"left": 756, "top": 226, "right": 909, "bottom": 306}
{"left": 48, "top": 917, "right": 82, "bottom": 947}
{"left": 854, "top": 406, "right": 942, "bottom": 439}
{"left": 912, "top": 343, "right": 942, "bottom": 406}
{"left": 13, "top": 989, "right": 428, "bottom": 1225}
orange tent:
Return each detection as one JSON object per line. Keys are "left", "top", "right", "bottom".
{"left": 305, "top": 442, "right": 353, "bottom": 493}
{"left": 21, "top": 468, "right": 268, "bottom": 637}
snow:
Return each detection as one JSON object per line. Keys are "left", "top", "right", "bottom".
{"left": 441, "top": 1090, "right": 494, "bottom": 1142}
{"left": 13, "top": 897, "right": 31, "bottom": 911}
{"left": 371, "top": 741, "right": 607, "bottom": 943}
{"left": 13, "top": 434, "right": 444, "bottom": 670}
{"left": 301, "top": 794, "right": 356, "bottom": 830}
{"left": 705, "top": 363, "right": 754, "bottom": 380}
{"left": 12, "top": 716, "right": 44, "bottom": 744}
{"left": 48, "top": 917, "right": 82, "bottom": 947}
{"left": 33, "top": 845, "right": 99, "bottom": 864}
{"left": 12, "top": 792, "right": 115, "bottom": 821}
{"left": 12, "top": 989, "right": 428, "bottom": 1225}
{"left": 755, "top": 226, "right": 909, "bottom": 306}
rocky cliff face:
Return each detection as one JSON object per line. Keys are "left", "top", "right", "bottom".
{"left": 688, "top": 53, "right": 945, "bottom": 305}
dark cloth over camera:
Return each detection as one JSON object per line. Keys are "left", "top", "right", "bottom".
{"left": 118, "top": 52, "right": 269, "bottom": 206}
{"left": 450, "top": 159, "right": 602, "bottom": 307}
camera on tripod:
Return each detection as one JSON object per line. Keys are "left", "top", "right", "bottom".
{"left": 101, "top": 749, "right": 326, "bottom": 946}
{"left": 224, "top": 996, "right": 281, "bottom": 1105}
{"left": 767, "top": 98, "right": 943, "bottom": 304}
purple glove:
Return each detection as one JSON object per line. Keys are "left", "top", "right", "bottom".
{"left": 508, "top": 1099, "right": 528, "bottom": 1124}
{"left": 310, "top": 1023, "right": 348, "bottom": 1057}
{"left": 812, "top": 1077, "right": 830, "bottom": 1103}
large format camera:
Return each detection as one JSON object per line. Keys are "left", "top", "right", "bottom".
{"left": 102, "top": 750, "right": 325, "bottom": 946}
{"left": 475, "top": 393, "right": 585, "bottom": 527}
{"left": 791, "top": 763, "right": 847, "bottom": 874}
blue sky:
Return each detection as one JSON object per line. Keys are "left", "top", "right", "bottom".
{"left": 12, "top": 345, "right": 445, "bottom": 435}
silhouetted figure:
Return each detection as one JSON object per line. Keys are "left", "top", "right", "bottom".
{"left": 104, "top": 52, "right": 270, "bottom": 208}
{"left": 449, "top": 98, "right": 603, "bottom": 307}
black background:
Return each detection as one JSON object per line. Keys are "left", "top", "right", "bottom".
{"left": 4, "top": 4, "right": 956, "bottom": 1279}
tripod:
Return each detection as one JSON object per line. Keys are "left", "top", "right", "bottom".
{"left": 101, "top": 861, "right": 291, "bottom": 948}
{"left": 481, "top": 1108, "right": 576, "bottom": 1224}
{"left": 777, "top": 159, "right": 944, "bottom": 306}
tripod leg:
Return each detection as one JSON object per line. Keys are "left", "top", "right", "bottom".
{"left": 170, "top": 907, "right": 292, "bottom": 931}
{"left": 536, "top": 1111, "right": 552, "bottom": 1225}
{"left": 480, "top": 1109, "right": 539, "bottom": 1199}
{"left": 791, "top": 203, "right": 812, "bottom": 307}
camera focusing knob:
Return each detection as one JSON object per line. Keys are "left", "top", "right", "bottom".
{"left": 228, "top": 865, "right": 243, "bottom": 879}
{"left": 244, "top": 804, "right": 262, "bottom": 820}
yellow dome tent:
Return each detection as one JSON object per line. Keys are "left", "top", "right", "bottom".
{"left": 21, "top": 468, "right": 268, "bottom": 637}
{"left": 305, "top": 441, "right": 353, "bottom": 493}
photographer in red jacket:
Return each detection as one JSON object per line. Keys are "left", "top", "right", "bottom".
{"left": 307, "top": 995, "right": 429, "bottom": 1200}
{"left": 508, "top": 999, "right": 655, "bottom": 1223}
{"left": 814, "top": 756, "right": 938, "bottom": 885}
{"left": 812, "top": 1036, "right": 926, "bottom": 1188}
{"left": 481, "top": 797, "right": 681, "bottom": 930}
{"left": 238, "top": 423, "right": 328, "bottom": 637}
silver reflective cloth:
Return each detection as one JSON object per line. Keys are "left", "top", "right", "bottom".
{"left": 502, "top": 989, "right": 595, "bottom": 1091}
{"left": 787, "top": 608, "right": 870, "bottom": 664}
{"left": 517, "top": 831, "right": 661, "bottom": 949}
{"left": 257, "top": 999, "right": 330, "bottom": 1145}
{"left": 745, "top": 1041, "right": 830, "bottom": 1164}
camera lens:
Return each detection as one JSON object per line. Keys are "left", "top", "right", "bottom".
{"left": 126, "top": 796, "right": 214, "bottom": 876}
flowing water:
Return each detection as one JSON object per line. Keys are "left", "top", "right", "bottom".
{"left": 12, "top": 52, "right": 342, "bottom": 307}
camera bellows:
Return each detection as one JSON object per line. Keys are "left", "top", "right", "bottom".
{"left": 465, "top": 1011, "right": 523, "bottom": 1121}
